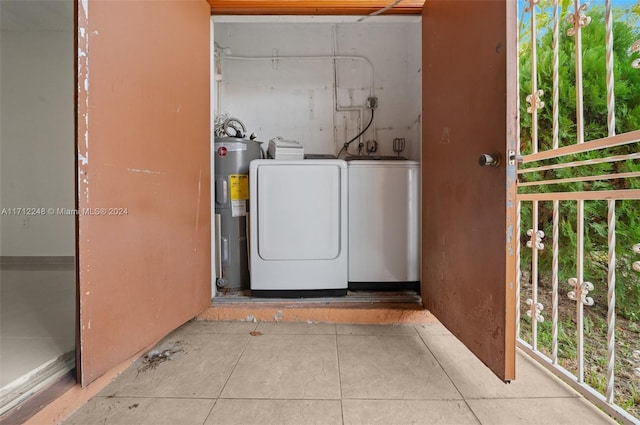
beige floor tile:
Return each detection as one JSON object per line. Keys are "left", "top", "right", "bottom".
{"left": 99, "top": 333, "right": 248, "bottom": 398}
{"left": 419, "top": 334, "right": 577, "bottom": 399}
{"left": 221, "top": 334, "right": 340, "bottom": 399}
{"left": 172, "top": 320, "right": 258, "bottom": 335}
{"left": 466, "top": 398, "right": 615, "bottom": 425}
{"left": 256, "top": 322, "right": 336, "bottom": 335}
{"left": 338, "top": 335, "right": 461, "bottom": 400}
{"left": 336, "top": 324, "right": 418, "bottom": 335}
{"left": 342, "top": 399, "right": 480, "bottom": 425}
{"left": 205, "top": 399, "right": 342, "bottom": 425}
{"left": 415, "top": 322, "right": 453, "bottom": 337}
{"left": 63, "top": 397, "right": 214, "bottom": 425}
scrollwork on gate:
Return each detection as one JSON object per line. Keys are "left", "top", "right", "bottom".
{"left": 631, "top": 40, "right": 640, "bottom": 69}
{"left": 568, "top": 277, "right": 594, "bottom": 306}
{"left": 566, "top": 3, "right": 591, "bottom": 37}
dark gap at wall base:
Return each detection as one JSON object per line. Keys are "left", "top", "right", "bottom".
{"left": 251, "top": 289, "right": 348, "bottom": 298}
{"left": 0, "top": 257, "right": 75, "bottom": 270}
{"left": 348, "top": 282, "right": 420, "bottom": 292}
{"left": 0, "top": 256, "right": 75, "bottom": 265}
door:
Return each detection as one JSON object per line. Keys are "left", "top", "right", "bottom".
{"left": 421, "top": 0, "right": 518, "bottom": 381}
{"left": 76, "top": 0, "right": 211, "bottom": 385}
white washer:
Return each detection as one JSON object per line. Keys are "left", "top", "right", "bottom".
{"left": 249, "top": 159, "right": 348, "bottom": 296}
{"left": 348, "top": 160, "right": 420, "bottom": 288}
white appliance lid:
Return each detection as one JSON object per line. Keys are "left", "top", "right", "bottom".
{"left": 269, "top": 137, "right": 303, "bottom": 149}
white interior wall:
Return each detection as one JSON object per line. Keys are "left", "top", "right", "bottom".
{"left": 406, "top": 23, "right": 422, "bottom": 161}
{"left": 0, "top": 4, "right": 75, "bottom": 257}
{"left": 213, "top": 17, "right": 421, "bottom": 159}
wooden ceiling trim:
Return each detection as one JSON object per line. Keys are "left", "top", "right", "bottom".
{"left": 208, "top": 0, "right": 424, "bottom": 15}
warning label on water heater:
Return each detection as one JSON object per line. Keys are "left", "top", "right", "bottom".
{"left": 229, "top": 174, "right": 249, "bottom": 217}
{"left": 229, "top": 174, "right": 249, "bottom": 200}
{"left": 231, "top": 200, "right": 246, "bottom": 217}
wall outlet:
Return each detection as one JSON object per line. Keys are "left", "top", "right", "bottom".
{"left": 22, "top": 217, "right": 29, "bottom": 229}
{"left": 366, "top": 140, "right": 378, "bottom": 153}
{"left": 367, "top": 96, "right": 378, "bottom": 109}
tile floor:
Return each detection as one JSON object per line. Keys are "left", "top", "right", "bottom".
{"left": 64, "top": 321, "right": 615, "bottom": 425}
{"left": 0, "top": 264, "right": 75, "bottom": 388}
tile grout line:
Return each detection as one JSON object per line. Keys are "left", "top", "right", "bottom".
{"left": 200, "top": 398, "right": 218, "bottom": 425}
{"left": 335, "top": 325, "right": 346, "bottom": 425}
{"left": 463, "top": 395, "right": 594, "bottom": 400}
{"left": 89, "top": 395, "right": 220, "bottom": 400}
{"left": 415, "top": 328, "right": 484, "bottom": 425}
{"left": 180, "top": 396, "right": 344, "bottom": 401}
{"left": 204, "top": 324, "right": 257, "bottom": 420}
{"left": 335, "top": 396, "right": 476, "bottom": 401}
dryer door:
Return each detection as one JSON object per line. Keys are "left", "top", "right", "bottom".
{"left": 250, "top": 160, "right": 348, "bottom": 291}
{"left": 257, "top": 164, "right": 342, "bottom": 261}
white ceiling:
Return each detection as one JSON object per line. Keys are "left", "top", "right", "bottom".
{"left": 1, "top": 0, "right": 73, "bottom": 31}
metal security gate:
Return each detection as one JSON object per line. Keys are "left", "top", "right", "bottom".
{"left": 516, "top": 0, "right": 640, "bottom": 423}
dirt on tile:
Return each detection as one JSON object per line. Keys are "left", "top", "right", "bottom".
{"left": 137, "top": 341, "right": 184, "bottom": 374}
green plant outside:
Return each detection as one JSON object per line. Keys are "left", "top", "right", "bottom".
{"left": 518, "top": 1, "right": 640, "bottom": 418}
{"left": 519, "top": 2, "right": 640, "bottom": 321}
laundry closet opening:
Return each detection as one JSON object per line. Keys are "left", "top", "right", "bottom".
{"left": 210, "top": 15, "right": 423, "bottom": 308}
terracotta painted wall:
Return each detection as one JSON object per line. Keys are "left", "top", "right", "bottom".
{"left": 77, "top": 0, "right": 211, "bottom": 385}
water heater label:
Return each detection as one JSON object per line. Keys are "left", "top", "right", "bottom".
{"left": 229, "top": 174, "right": 249, "bottom": 217}
{"left": 231, "top": 200, "right": 246, "bottom": 217}
{"left": 229, "top": 174, "right": 249, "bottom": 200}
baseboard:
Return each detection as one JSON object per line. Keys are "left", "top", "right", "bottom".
{"left": 199, "top": 302, "right": 436, "bottom": 324}
{"left": 0, "top": 256, "right": 74, "bottom": 265}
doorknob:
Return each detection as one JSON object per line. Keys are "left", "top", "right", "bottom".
{"left": 479, "top": 153, "right": 501, "bottom": 167}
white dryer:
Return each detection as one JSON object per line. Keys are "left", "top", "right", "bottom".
{"left": 249, "top": 159, "right": 348, "bottom": 296}
{"left": 347, "top": 160, "right": 420, "bottom": 289}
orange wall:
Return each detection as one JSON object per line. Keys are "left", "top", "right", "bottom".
{"left": 76, "top": 0, "right": 211, "bottom": 385}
